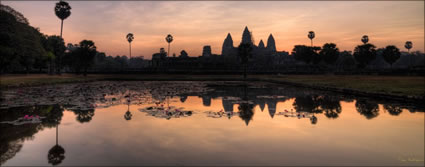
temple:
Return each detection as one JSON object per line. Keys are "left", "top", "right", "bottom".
{"left": 151, "top": 26, "right": 294, "bottom": 70}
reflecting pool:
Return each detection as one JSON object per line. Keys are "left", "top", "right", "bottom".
{"left": 1, "top": 81, "right": 424, "bottom": 166}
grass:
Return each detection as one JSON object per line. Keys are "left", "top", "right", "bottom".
{"left": 270, "top": 75, "right": 425, "bottom": 97}
{"left": 1, "top": 74, "right": 424, "bottom": 97}
{"left": 0, "top": 74, "right": 100, "bottom": 87}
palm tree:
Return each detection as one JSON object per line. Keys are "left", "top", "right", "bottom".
{"left": 54, "top": 1, "right": 71, "bottom": 75}
{"left": 126, "top": 33, "right": 134, "bottom": 59}
{"left": 165, "top": 34, "right": 173, "bottom": 57}
{"left": 308, "top": 31, "right": 315, "bottom": 47}
{"left": 405, "top": 41, "right": 412, "bottom": 52}
{"left": 405, "top": 41, "right": 413, "bottom": 68}
{"left": 361, "top": 35, "right": 369, "bottom": 44}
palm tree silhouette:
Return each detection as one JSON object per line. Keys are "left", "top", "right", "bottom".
{"left": 405, "top": 41, "right": 413, "bottom": 68}
{"left": 126, "top": 33, "right": 134, "bottom": 59}
{"left": 165, "top": 34, "right": 173, "bottom": 57}
{"left": 404, "top": 41, "right": 412, "bottom": 53}
{"left": 54, "top": 1, "right": 71, "bottom": 75}
{"left": 361, "top": 35, "right": 369, "bottom": 44}
{"left": 308, "top": 31, "right": 315, "bottom": 47}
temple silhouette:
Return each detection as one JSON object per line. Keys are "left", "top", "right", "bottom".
{"left": 150, "top": 26, "right": 294, "bottom": 72}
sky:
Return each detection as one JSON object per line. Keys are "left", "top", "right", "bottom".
{"left": 3, "top": 1, "right": 424, "bottom": 59}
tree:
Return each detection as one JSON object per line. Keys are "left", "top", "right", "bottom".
{"left": 165, "top": 34, "right": 173, "bottom": 57}
{"left": 126, "top": 33, "right": 134, "bottom": 59}
{"left": 361, "top": 35, "right": 369, "bottom": 44}
{"left": 292, "top": 45, "right": 321, "bottom": 65}
{"left": 336, "top": 51, "right": 356, "bottom": 72}
{"left": 405, "top": 41, "right": 413, "bottom": 68}
{"left": 308, "top": 31, "right": 315, "bottom": 47}
{"left": 382, "top": 45, "right": 401, "bottom": 68}
{"left": 353, "top": 43, "right": 377, "bottom": 68}
{"left": 15, "top": 23, "right": 46, "bottom": 74}
{"left": 404, "top": 41, "right": 412, "bottom": 53}
{"left": 77, "top": 40, "right": 97, "bottom": 76}
{"left": 0, "top": 7, "right": 17, "bottom": 73}
{"left": 54, "top": 1, "right": 71, "bottom": 75}
{"left": 237, "top": 43, "right": 253, "bottom": 79}
{"left": 1, "top": 5, "right": 54, "bottom": 73}
{"left": 320, "top": 43, "right": 340, "bottom": 65}
{"left": 42, "top": 35, "right": 66, "bottom": 74}
{"left": 62, "top": 43, "right": 82, "bottom": 74}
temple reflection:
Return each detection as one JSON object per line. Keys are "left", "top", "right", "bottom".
{"left": 0, "top": 81, "right": 423, "bottom": 165}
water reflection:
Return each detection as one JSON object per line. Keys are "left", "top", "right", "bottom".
{"left": 238, "top": 84, "right": 255, "bottom": 126}
{"left": 355, "top": 99, "right": 380, "bottom": 119}
{"left": 0, "top": 81, "right": 423, "bottom": 166}
{"left": 47, "top": 125, "right": 65, "bottom": 166}
{"left": 0, "top": 105, "right": 63, "bottom": 165}
{"left": 383, "top": 104, "right": 403, "bottom": 116}
{"left": 124, "top": 92, "right": 132, "bottom": 121}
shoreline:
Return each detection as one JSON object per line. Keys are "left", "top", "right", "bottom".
{"left": 1, "top": 74, "right": 423, "bottom": 103}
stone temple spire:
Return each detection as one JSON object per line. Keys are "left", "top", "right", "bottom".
{"left": 266, "top": 33, "right": 276, "bottom": 52}
{"left": 222, "top": 33, "right": 234, "bottom": 56}
{"left": 258, "top": 40, "right": 265, "bottom": 49}
{"left": 241, "top": 26, "right": 253, "bottom": 45}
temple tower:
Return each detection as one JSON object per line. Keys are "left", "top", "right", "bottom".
{"left": 222, "top": 33, "right": 234, "bottom": 56}
{"left": 258, "top": 40, "right": 265, "bottom": 49}
{"left": 266, "top": 34, "right": 276, "bottom": 52}
{"left": 241, "top": 26, "right": 253, "bottom": 45}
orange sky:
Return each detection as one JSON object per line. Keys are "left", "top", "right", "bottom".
{"left": 4, "top": 1, "right": 424, "bottom": 59}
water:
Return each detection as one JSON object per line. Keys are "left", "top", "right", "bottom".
{"left": 1, "top": 81, "right": 424, "bottom": 166}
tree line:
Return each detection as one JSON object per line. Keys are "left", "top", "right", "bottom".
{"left": 1, "top": 3, "right": 423, "bottom": 75}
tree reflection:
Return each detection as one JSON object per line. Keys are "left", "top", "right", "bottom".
{"left": 73, "top": 109, "right": 95, "bottom": 123}
{"left": 383, "top": 104, "right": 403, "bottom": 116}
{"left": 0, "top": 105, "right": 65, "bottom": 165}
{"left": 238, "top": 103, "right": 254, "bottom": 126}
{"left": 124, "top": 111, "right": 132, "bottom": 121}
{"left": 47, "top": 107, "right": 65, "bottom": 166}
{"left": 318, "top": 96, "right": 341, "bottom": 119}
{"left": 180, "top": 95, "right": 187, "bottom": 103}
{"left": 310, "top": 115, "right": 318, "bottom": 124}
{"left": 47, "top": 126, "right": 65, "bottom": 166}
{"left": 355, "top": 99, "right": 379, "bottom": 119}
{"left": 238, "top": 84, "right": 254, "bottom": 126}
{"left": 124, "top": 93, "right": 132, "bottom": 121}
{"left": 39, "top": 105, "right": 64, "bottom": 128}
{"left": 293, "top": 96, "right": 322, "bottom": 113}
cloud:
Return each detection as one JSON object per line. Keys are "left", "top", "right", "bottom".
{"left": 4, "top": 1, "right": 424, "bottom": 58}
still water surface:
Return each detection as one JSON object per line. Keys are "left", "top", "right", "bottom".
{"left": 0, "top": 81, "right": 424, "bottom": 166}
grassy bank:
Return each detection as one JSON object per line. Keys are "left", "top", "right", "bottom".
{"left": 1, "top": 74, "right": 424, "bottom": 97}
{"left": 269, "top": 75, "right": 424, "bottom": 97}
